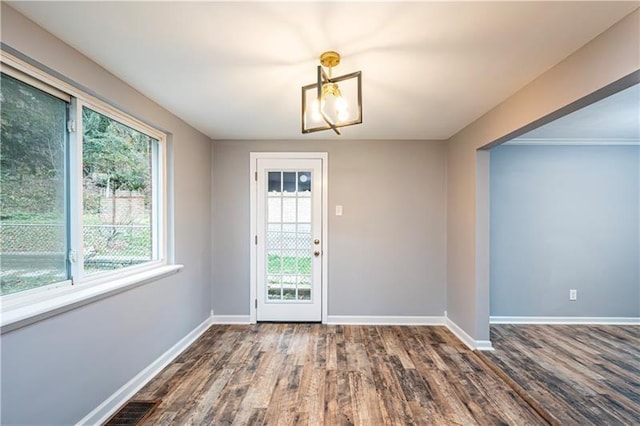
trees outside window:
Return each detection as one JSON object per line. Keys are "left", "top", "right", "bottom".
{"left": 0, "top": 73, "right": 68, "bottom": 295}
{"left": 82, "top": 107, "right": 156, "bottom": 274}
{"left": 0, "top": 71, "right": 163, "bottom": 296}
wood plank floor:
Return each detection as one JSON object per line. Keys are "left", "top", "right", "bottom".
{"left": 131, "top": 324, "right": 545, "bottom": 425}
{"left": 483, "top": 324, "right": 640, "bottom": 426}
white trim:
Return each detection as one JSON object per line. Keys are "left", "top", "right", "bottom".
{"left": 1, "top": 62, "right": 70, "bottom": 102}
{"left": 76, "top": 314, "right": 213, "bottom": 426}
{"left": 490, "top": 316, "right": 640, "bottom": 325}
{"left": 249, "top": 152, "right": 329, "bottom": 324}
{"left": 326, "top": 315, "right": 445, "bottom": 326}
{"left": 72, "top": 100, "right": 168, "bottom": 283}
{"left": 506, "top": 137, "right": 639, "bottom": 146}
{"left": 69, "top": 97, "right": 84, "bottom": 281}
{"left": 474, "top": 340, "right": 495, "bottom": 351}
{"left": 320, "top": 155, "right": 328, "bottom": 324}
{"left": 249, "top": 155, "right": 257, "bottom": 323}
{"left": 1, "top": 265, "right": 183, "bottom": 334}
{"left": 445, "top": 316, "right": 494, "bottom": 351}
{"left": 212, "top": 315, "right": 252, "bottom": 324}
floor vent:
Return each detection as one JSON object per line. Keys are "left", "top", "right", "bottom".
{"left": 103, "top": 400, "right": 161, "bottom": 426}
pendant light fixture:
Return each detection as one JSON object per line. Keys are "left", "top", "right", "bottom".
{"left": 301, "top": 51, "right": 362, "bottom": 135}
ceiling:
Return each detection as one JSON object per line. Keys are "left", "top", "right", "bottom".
{"left": 8, "top": 1, "right": 639, "bottom": 141}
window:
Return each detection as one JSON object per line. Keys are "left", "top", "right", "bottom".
{"left": 0, "top": 59, "right": 167, "bottom": 301}
{"left": 82, "top": 107, "right": 157, "bottom": 275}
{"left": 0, "top": 73, "right": 69, "bottom": 295}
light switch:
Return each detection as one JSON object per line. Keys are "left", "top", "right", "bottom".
{"left": 335, "top": 205, "right": 343, "bottom": 216}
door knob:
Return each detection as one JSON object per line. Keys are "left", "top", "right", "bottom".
{"left": 314, "top": 251, "right": 320, "bottom": 257}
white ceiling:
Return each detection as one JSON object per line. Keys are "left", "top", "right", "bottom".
{"left": 8, "top": 1, "right": 639, "bottom": 140}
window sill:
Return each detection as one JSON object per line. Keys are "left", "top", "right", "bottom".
{"left": 0, "top": 264, "right": 183, "bottom": 334}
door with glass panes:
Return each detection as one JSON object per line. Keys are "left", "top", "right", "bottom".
{"left": 256, "top": 158, "right": 323, "bottom": 321}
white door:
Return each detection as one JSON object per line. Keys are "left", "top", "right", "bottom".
{"left": 254, "top": 156, "right": 324, "bottom": 321}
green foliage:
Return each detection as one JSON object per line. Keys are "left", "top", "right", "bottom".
{"left": 83, "top": 192, "right": 102, "bottom": 215}
{"left": 82, "top": 107, "right": 151, "bottom": 194}
{"left": 267, "top": 254, "right": 312, "bottom": 274}
{"left": 1, "top": 73, "right": 66, "bottom": 218}
{"left": 0, "top": 74, "right": 66, "bottom": 176}
{"left": 1, "top": 175, "right": 64, "bottom": 218}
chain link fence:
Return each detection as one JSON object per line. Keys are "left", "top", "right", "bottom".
{"left": 0, "top": 222, "right": 151, "bottom": 295}
{"left": 83, "top": 224, "right": 152, "bottom": 271}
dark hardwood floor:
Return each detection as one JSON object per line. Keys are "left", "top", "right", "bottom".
{"left": 131, "top": 324, "right": 545, "bottom": 425}
{"left": 483, "top": 324, "right": 640, "bottom": 426}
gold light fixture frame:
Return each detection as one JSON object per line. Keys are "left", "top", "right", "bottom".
{"left": 302, "top": 51, "right": 362, "bottom": 135}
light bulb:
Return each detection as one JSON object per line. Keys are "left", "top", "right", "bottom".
{"left": 335, "top": 96, "right": 349, "bottom": 121}
{"left": 321, "top": 82, "right": 349, "bottom": 124}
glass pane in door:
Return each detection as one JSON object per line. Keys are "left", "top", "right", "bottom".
{"left": 266, "top": 171, "right": 313, "bottom": 301}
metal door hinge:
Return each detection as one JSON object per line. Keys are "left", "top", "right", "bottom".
{"left": 255, "top": 235, "right": 258, "bottom": 245}
{"left": 255, "top": 299, "right": 258, "bottom": 309}
{"left": 67, "top": 119, "right": 76, "bottom": 133}
{"left": 255, "top": 171, "right": 258, "bottom": 181}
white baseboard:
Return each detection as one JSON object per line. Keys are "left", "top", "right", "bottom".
{"left": 76, "top": 314, "right": 214, "bottom": 426}
{"left": 445, "top": 316, "right": 494, "bottom": 351}
{"left": 212, "top": 315, "right": 251, "bottom": 324}
{"left": 490, "top": 316, "right": 640, "bottom": 325}
{"left": 326, "top": 315, "right": 445, "bottom": 326}
{"left": 474, "top": 340, "right": 495, "bottom": 351}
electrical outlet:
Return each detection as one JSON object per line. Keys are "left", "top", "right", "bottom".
{"left": 569, "top": 289, "right": 577, "bottom": 301}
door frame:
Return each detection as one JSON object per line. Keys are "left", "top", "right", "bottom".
{"left": 249, "top": 152, "right": 329, "bottom": 323}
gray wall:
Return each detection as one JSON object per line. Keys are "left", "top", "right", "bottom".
{"left": 212, "top": 140, "right": 447, "bottom": 317}
{"left": 446, "top": 9, "right": 640, "bottom": 341}
{"left": 1, "top": 5, "right": 212, "bottom": 425}
{"left": 490, "top": 145, "right": 640, "bottom": 317}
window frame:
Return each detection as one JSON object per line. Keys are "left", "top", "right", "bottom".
{"left": 70, "top": 99, "right": 167, "bottom": 284}
{"left": 0, "top": 50, "right": 177, "bottom": 331}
